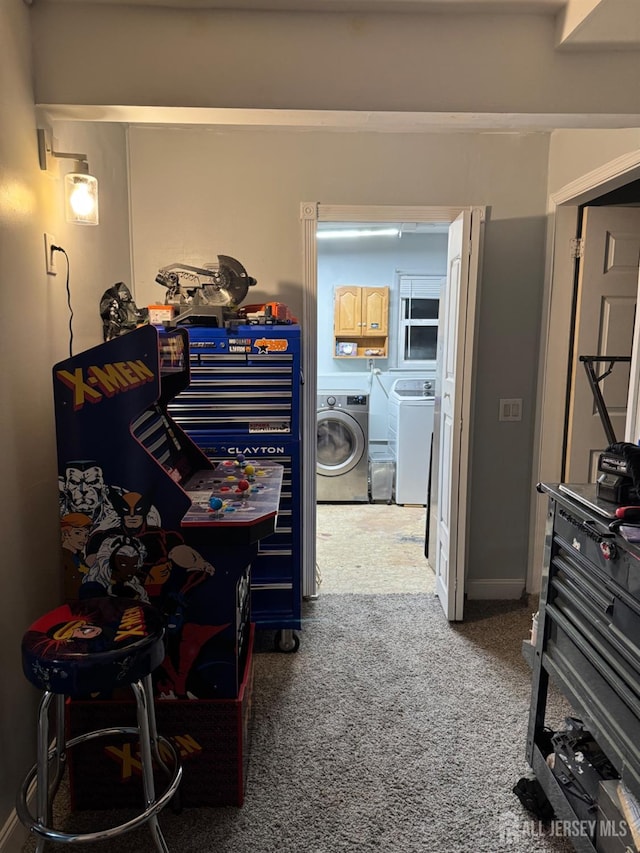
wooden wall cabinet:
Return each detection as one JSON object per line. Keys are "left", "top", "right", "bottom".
{"left": 333, "top": 286, "right": 389, "bottom": 358}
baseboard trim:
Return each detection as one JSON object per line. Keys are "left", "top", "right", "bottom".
{"left": 0, "top": 771, "right": 37, "bottom": 853}
{"left": 0, "top": 808, "right": 29, "bottom": 853}
{"left": 466, "top": 579, "right": 525, "bottom": 600}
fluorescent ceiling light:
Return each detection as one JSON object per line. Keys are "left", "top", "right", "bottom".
{"left": 317, "top": 228, "right": 400, "bottom": 240}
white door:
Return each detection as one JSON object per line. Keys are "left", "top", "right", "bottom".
{"left": 433, "top": 210, "right": 479, "bottom": 621}
{"left": 565, "top": 207, "right": 640, "bottom": 482}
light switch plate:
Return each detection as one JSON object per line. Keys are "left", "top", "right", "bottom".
{"left": 499, "top": 398, "right": 522, "bottom": 421}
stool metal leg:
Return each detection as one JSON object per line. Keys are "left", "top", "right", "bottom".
{"left": 142, "top": 675, "right": 181, "bottom": 814}
{"left": 35, "top": 692, "right": 54, "bottom": 853}
{"left": 142, "top": 675, "right": 170, "bottom": 776}
{"left": 131, "top": 680, "right": 169, "bottom": 853}
{"left": 17, "top": 688, "right": 182, "bottom": 849}
{"left": 52, "top": 694, "right": 67, "bottom": 792}
{"left": 33, "top": 692, "right": 69, "bottom": 852}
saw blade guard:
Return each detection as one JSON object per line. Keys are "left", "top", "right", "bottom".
{"left": 155, "top": 255, "right": 257, "bottom": 308}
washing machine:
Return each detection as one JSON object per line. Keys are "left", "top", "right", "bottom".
{"left": 317, "top": 391, "right": 369, "bottom": 502}
{"left": 388, "top": 378, "right": 435, "bottom": 505}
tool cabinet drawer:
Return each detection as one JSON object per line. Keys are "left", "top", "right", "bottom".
{"left": 544, "top": 608, "right": 640, "bottom": 800}
{"left": 553, "top": 507, "right": 631, "bottom": 591}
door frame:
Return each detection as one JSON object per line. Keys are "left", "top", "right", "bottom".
{"left": 300, "top": 202, "right": 481, "bottom": 602}
{"left": 529, "top": 150, "right": 640, "bottom": 595}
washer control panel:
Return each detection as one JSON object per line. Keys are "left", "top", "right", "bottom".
{"left": 317, "top": 393, "right": 368, "bottom": 409}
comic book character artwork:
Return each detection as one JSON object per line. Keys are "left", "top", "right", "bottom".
{"left": 52, "top": 325, "right": 273, "bottom": 702}
{"left": 61, "top": 513, "right": 92, "bottom": 600}
{"left": 60, "top": 462, "right": 161, "bottom": 534}
{"left": 85, "top": 488, "right": 182, "bottom": 598}
{"left": 59, "top": 472, "right": 231, "bottom": 699}
{"left": 80, "top": 534, "right": 149, "bottom": 602}
{"left": 21, "top": 598, "right": 164, "bottom": 697}
{"left": 59, "top": 461, "right": 119, "bottom": 529}
{"left": 155, "top": 544, "right": 227, "bottom": 700}
{"left": 99, "top": 282, "right": 149, "bottom": 342}
{"left": 25, "top": 609, "right": 114, "bottom": 658}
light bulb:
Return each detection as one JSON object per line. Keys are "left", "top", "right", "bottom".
{"left": 64, "top": 172, "right": 99, "bottom": 225}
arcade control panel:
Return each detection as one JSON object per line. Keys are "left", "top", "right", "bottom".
{"left": 181, "top": 457, "right": 283, "bottom": 543}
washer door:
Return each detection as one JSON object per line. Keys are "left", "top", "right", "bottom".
{"left": 317, "top": 409, "right": 366, "bottom": 477}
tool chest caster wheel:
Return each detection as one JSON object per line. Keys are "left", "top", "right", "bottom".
{"left": 274, "top": 630, "right": 300, "bottom": 653}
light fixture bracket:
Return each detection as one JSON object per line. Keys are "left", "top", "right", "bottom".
{"left": 37, "top": 128, "right": 89, "bottom": 172}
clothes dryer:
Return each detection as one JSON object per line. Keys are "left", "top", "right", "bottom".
{"left": 317, "top": 392, "right": 369, "bottom": 502}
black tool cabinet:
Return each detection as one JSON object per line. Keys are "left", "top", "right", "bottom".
{"left": 527, "top": 482, "right": 640, "bottom": 852}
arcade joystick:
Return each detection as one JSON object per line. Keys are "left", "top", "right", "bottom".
{"left": 244, "top": 464, "right": 255, "bottom": 481}
{"left": 208, "top": 496, "right": 224, "bottom": 518}
{"left": 237, "top": 479, "right": 250, "bottom": 503}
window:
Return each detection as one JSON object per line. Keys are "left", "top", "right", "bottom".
{"left": 396, "top": 275, "right": 444, "bottom": 368}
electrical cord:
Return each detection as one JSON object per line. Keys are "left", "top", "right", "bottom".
{"left": 52, "top": 246, "right": 73, "bottom": 357}
{"left": 375, "top": 371, "right": 389, "bottom": 398}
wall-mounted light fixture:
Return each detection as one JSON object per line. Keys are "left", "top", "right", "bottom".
{"left": 37, "top": 128, "right": 99, "bottom": 226}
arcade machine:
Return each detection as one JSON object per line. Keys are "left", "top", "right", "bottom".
{"left": 156, "top": 257, "right": 303, "bottom": 653}
{"left": 53, "top": 322, "right": 283, "bottom": 806}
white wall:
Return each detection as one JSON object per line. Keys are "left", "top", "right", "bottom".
{"left": 127, "top": 125, "right": 550, "bottom": 588}
{"left": 46, "top": 122, "right": 136, "bottom": 354}
{"left": 547, "top": 129, "right": 640, "bottom": 197}
{"left": 0, "top": 3, "right": 132, "bottom": 831}
{"left": 528, "top": 128, "right": 640, "bottom": 597}
{"left": 29, "top": 6, "right": 640, "bottom": 119}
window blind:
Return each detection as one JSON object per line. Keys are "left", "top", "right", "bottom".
{"left": 399, "top": 277, "right": 445, "bottom": 300}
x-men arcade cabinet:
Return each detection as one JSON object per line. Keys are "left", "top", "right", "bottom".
{"left": 166, "top": 322, "right": 303, "bottom": 652}
{"left": 53, "top": 323, "right": 283, "bottom": 807}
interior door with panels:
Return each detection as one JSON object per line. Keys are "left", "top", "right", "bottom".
{"left": 565, "top": 207, "right": 640, "bottom": 483}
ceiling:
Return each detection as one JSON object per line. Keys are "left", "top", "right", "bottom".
{"left": 36, "top": 0, "right": 640, "bottom": 49}
{"left": 32, "top": 0, "right": 640, "bottom": 134}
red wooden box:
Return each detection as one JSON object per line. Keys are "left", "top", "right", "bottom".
{"left": 68, "top": 624, "right": 255, "bottom": 809}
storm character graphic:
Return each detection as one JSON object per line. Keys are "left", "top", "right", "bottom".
{"left": 80, "top": 535, "right": 149, "bottom": 602}
{"left": 86, "top": 489, "right": 183, "bottom": 596}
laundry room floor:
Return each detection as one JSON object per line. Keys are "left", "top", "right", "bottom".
{"left": 315, "top": 503, "right": 435, "bottom": 594}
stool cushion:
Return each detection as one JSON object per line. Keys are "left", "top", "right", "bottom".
{"left": 22, "top": 598, "right": 165, "bottom": 697}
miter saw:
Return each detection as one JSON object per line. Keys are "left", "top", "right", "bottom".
{"left": 155, "top": 255, "right": 257, "bottom": 326}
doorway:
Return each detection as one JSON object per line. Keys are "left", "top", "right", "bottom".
{"left": 314, "top": 220, "right": 444, "bottom": 594}
{"left": 531, "top": 157, "right": 640, "bottom": 596}
{"left": 301, "top": 203, "right": 483, "bottom": 619}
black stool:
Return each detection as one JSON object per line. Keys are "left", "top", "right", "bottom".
{"left": 17, "top": 597, "right": 182, "bottom": 852}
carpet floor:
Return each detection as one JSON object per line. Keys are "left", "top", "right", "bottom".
{"left": 22, "top": 595, "right": 574, "bottom": 853}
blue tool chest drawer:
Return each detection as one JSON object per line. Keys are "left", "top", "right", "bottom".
{"left": 167, "top": 325, "right": 303, "bottom": 637}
